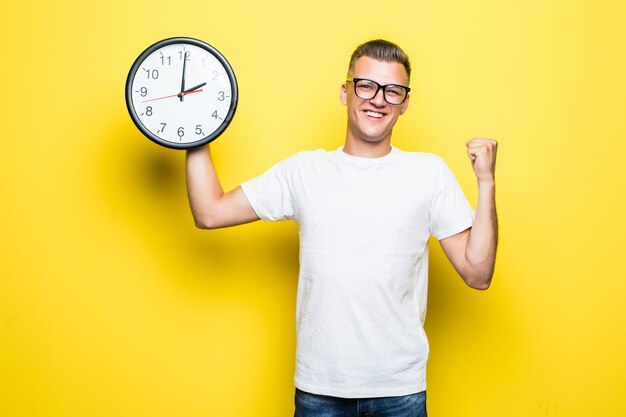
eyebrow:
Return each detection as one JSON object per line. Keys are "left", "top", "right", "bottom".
{"left": 351, "top": 77, "right": 410, "bottom": 88}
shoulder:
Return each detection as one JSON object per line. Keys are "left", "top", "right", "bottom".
{"left": 265, "top": 149, "right": 331, "bottom": 176}
{"left": 393, "top": 148, "right": 446, "bottom": 170}
{"left": 282, "top": 148, "right": 334, "bottom": 165}
{"left": 266, "top": 149, "right": 320, "bottom": 165}
{"left": 292, "top": 148, "right": 325, "bottom": 157}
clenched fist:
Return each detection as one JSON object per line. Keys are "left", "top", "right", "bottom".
{"left": 466, "top": 138, "right": 498, "bottom": 183}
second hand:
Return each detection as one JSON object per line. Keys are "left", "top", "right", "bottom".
{"left": 142, "top": 89, "right": 203, "bottom": 103}
{"left": 141, "top": 82, "right": 207, "bottom": 103}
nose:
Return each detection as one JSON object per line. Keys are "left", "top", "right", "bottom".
{"left": 369, "top": 87, "right": 386, "bottom": 107}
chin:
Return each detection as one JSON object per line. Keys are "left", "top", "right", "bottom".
{"left": 360, "top": 130, "right": 392, "bottom": 144}
{"left": 348, "top": 122, "right": 392, "bottom": 144}
{"left": 361, "top": 137, "right": 387, "bottom": 144}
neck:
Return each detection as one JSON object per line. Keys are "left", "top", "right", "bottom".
{"left": 342, "top": 137, "right": 392, "bottom": 158}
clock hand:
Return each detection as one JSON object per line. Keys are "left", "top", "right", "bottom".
{"left": 141, "top": 83, "right": 207, "bottom": 103}
{"left": 179, "top": 51, "right": 190, "bottom": 102}
{"left": 141, "top": 89, "right": 203, "bottom": 103}
{"left": 179, "top": 82, "right": 207, "bottom": 95}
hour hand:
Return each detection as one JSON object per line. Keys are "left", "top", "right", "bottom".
{"left": 180, "top": 82, "right": 207, "bottom": 95}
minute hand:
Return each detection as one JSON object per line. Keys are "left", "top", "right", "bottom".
{"left": 179, "top": 51, "right": 189, "bottom": 102}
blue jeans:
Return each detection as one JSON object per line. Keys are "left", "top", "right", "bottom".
{"left": 294, "top": 388, "right": 427, "bottom": 417}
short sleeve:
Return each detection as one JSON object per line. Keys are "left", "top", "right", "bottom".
{"left": 429, "top": 159, "right": 475, "bottom": 240}
{"left": 240, "top": 156, "right": 296, "bottom": 222}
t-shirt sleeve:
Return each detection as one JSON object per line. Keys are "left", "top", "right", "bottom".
{"left": 240, "top": 156, "right": 296, "bottom": 222}
{"left": 429, "top": 159, "right": 475, "bottom": 240}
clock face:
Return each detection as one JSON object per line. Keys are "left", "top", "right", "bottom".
{"left": 125, "top": 38, "right": 238, "bottom": 149}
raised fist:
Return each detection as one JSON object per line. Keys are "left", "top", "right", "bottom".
{"left": 466, "top": 137, "right": 498, "bottom": 182}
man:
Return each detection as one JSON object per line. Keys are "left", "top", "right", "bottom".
{"left": 186, "top": 39, "right": 498, "bottom": 417}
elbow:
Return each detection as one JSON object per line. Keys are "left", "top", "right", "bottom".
{"left": 461, "top": 256, "right": 495, "bottom": 290}
{"left": 192, "top": 213, "right": 220, "bottom": 230}
{"left": 462, "top": 271, "right": 493, "bottom": 290}
{"left": 194, "top": 220, "right": 213, "bottom": 230}
{"left": 467, "top": 279, "right": 491, "bottom": 291}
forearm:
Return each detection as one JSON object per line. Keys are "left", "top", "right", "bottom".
{"left": 465, "top": 179, "right": 498, "bottom": 287}
{"left": 185, "top": 145, "right": 224, "bottom": 227}
{"left": 439, "top": 137, "right": 499, "bottom": 289}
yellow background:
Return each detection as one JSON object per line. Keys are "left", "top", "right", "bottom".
{"left": 1, "top": 0, "right": 625, "bottom": 416}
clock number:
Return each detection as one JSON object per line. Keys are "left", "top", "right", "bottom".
{"left": 177, "top": 127, "right": 185, "bottom": 139}
{"left": 218, "top": 91, "right": 225, "bottom": 101}
{"left": 143, "top": 68, "right": 159, "bottom": 79}
{"left": 195, "top": 125, "right": 204, "bottom": 136}
{"left": 212, "top": 71, "right": 219, "bottom": 81}
{"left": 212, "top": 110, "right": 222, "bottom": 120}
{"left": 135, "top": 87, "right": 148, "bottom": 97}
{"left": 179, "top": 50, "right": 191, "bottom": 61}
{"left": 145, "top": 106, "right": 153, "bottom": 116}
{"left": 160, "top": 54, "right": 171, "bottom": 66}
{"left": 158, "top": 123, "right": 166, "bottom": 133}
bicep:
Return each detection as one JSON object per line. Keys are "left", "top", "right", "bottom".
{"left": 438, "top": 227, "right": 471, "bottom": 275}
{"left": 213, "top": 186, "right": 260, "bottom": 228}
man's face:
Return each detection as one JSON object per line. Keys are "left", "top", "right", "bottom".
{"left": 340, "top": 56, "right": 410, "bottom": 145}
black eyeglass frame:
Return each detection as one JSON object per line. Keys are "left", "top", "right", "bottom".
{"left": 347, "top": 78, "right": 411, "bottom": 105}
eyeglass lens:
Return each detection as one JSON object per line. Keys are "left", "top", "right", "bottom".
{"left": 354, "top": 79, "right": 407, "bottom": 104}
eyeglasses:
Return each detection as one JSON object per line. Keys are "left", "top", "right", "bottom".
{"left": 347, "top": 78, "right": 410, "bottom": 105}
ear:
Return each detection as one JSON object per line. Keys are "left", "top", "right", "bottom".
{"left": 399, "top": 93, "right": 410, "bottom": 115}
{"left": 340, "top": 83, "right": 348, "bottom": 106}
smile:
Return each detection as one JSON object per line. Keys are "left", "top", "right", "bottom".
{"left": 364, "top": 110, "right": 384, "bottom": 119}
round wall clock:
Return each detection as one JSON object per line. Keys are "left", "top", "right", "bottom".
{"left": 125, "top": 37, "right": 238, "bottom": 149}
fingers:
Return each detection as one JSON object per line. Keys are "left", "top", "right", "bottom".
{"left": 466, "top": 137, "right": 498, "bottom": 160}
{"left": 466, "top": 137, "right": 497, "bottom": 146}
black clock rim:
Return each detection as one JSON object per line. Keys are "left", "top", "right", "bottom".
{"left": 125, "top": 37, "right": 239, "bottom": 150}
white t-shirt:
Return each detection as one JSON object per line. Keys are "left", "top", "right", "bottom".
{"left": 241, "top": 146, "right": 474, "bottom": 398}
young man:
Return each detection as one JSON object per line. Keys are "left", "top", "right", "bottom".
{"left": 186, "top": 40, "right": 498, "bottom": 417}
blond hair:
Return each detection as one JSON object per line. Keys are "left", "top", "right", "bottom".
{"left": 348, "top": 39, "right": 411, "bottom": 81}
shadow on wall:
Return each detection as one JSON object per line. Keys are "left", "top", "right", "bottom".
{"left": 425, "top": 239, "right": 523, "bottom": 394}
{"left": 426, "top": 238, "right": 513, "bottom": 338}
{"left": 94, "top": 120, "right": 300, "bottom": 287}
{"left": 427, "top": 242, "right": 488, "bottom": 325}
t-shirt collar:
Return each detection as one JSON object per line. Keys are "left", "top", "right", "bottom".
{"left": 336, "top": 145, "right": 398, "bottom": 164}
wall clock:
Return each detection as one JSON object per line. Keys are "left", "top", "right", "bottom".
{"left": 125, "top": 37, "right": 238, "bottom": 149}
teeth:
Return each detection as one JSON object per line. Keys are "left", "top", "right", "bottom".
{"left": 365, "top": 111, "right": 383, "bottom": 118}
